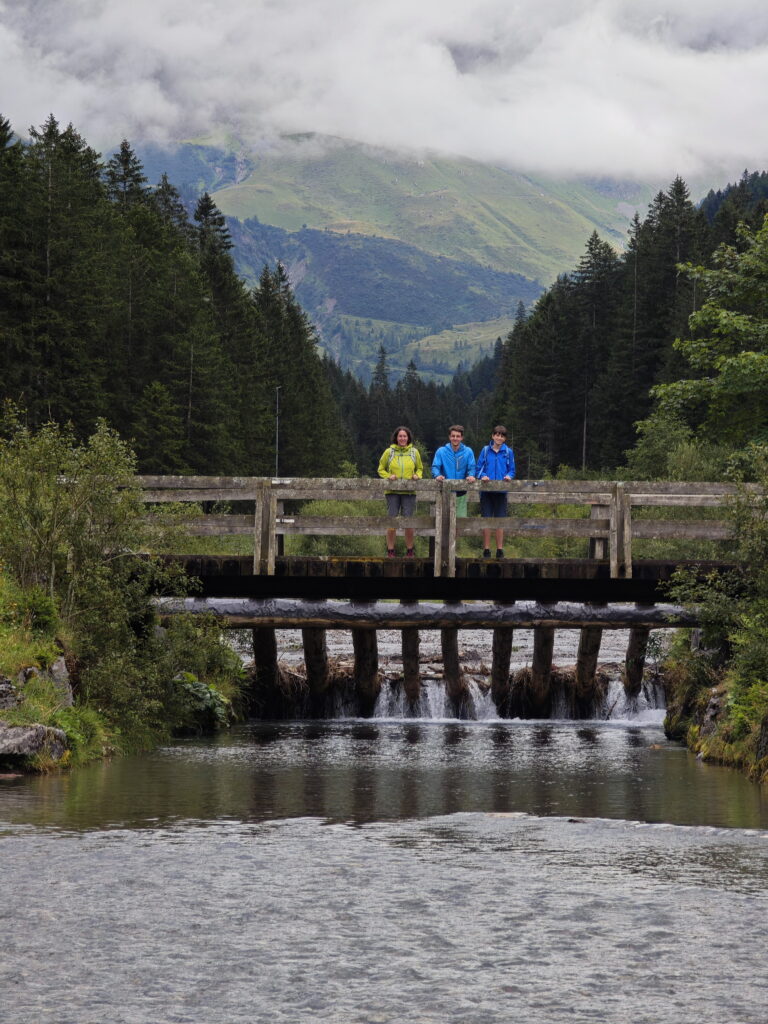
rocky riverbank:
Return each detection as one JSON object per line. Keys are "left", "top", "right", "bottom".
{"left": 0, "top": 659, "right": 74, "bottom": 769}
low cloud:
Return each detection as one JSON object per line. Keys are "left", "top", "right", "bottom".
{"left": 2, "top": 0, "right": 767, "bottom": 180}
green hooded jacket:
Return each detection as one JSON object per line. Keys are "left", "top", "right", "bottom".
{"left": 377, "top": 443, "right": 423, "bottom": 491}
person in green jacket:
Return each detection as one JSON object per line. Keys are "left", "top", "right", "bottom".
{"left": 377, "top": 426, "right": 423, "bottom": 557}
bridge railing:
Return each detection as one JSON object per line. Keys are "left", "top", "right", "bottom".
{"left": 618, "top": 481, "right": 744, "bottom": 578}
{"left": 136, "top": 476, "right": 746, "bottom": 577}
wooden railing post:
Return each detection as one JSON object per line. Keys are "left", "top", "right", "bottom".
{"left": 589, "top": 501, "right": 609, "bottom": 560}
{"left": 445, "top": 483, "right": 457, "bottom": 578}
{"left": 253, "top": 479, "right": 267, "bottom": 574}
{"left": 620, "top": 483, "right": 633, "bottom": 578}
{"left": 276, "top": 498, "right": 285, "bottom": 558}
{"left": 610, "top": 482, "right": 621, "bottom": 578}
{"left": 266, "top": 489, "right": 278, "bottom": 575}
{"left": 433, "top": 484, "right": 444, "bottom": 578}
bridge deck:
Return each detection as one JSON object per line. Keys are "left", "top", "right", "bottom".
{"left": 162, "top": 555, "right": 731, "bottom": 603}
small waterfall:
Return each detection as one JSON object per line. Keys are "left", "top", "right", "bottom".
{"left": 592, "top": 676, "right": 667, "bottom": 724}
{"left": 372, "top": 678, "right": 499, "bottom": 720}
{"left": 237, "top": 629, "right": 669, "bottom": 723}
{"left": 368, "top": 673, "right": 666, "bottom": 723}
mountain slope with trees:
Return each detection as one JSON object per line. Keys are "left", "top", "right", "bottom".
{"left": 140, "top": 134, "right": 653, "bottom": 283}
{"left": 137, "top": 134, "right": 660, "bottom": 381}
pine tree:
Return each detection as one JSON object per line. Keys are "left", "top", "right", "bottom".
{"left": 0, "top": 115, "right": 28, "bottom": 400}
{"left": 18, "top": 116, "right": 111, "bottom": 428}
{"left": 572, "top": 232, "right": 622, "bottom": 467}
{"left": 252, "top": 264, "right": 344, "bottom": 475}
{"left": 105, "top": 139, "right": 149, "bottom": 208}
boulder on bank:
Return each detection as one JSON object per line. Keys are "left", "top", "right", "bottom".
{"left": 0, "top": 678, "right": 21, "bottom": 710}
{"left": 16, "top": 657, "right": 74, "bottom": 707}
{"left": 0, "top": 721, "right": 67, "bottom": 764}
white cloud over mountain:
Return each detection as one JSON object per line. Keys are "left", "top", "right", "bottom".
{"left": 1, "top": 0, "right": 767, "bottom": 178}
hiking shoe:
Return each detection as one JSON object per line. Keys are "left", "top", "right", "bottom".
{"left": 387, "top": 548, "right": 396, "bottom": 558}
{"left": 496, "top": 548, "right": 504, "bottom": 559}
{"left": 482, "top": 549, "right": 491, "bottom": 558}
{"left": 405, "top": 548, "right": 415, "bottom": 558}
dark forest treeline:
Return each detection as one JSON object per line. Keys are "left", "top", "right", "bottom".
{"left": 492, "top": 175, "right": 768, "bottom": 477}
{"left": 0, "top": 115, "right": 344, "bottom": 476}
{"left": 3, "top": 113, "right": 768, "bottom": 481}
{"left": 0, "top": 114, "right": 497, "bottom": 476}
{"left": 324, "top": 344, "right": 501, "bottom": 473}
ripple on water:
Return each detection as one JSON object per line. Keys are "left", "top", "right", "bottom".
{"left": 1, "top": 814, "right": 768, "bottom": 1024}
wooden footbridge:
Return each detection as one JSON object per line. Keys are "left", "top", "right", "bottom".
{"left": 144, "top": 476, "right": 742, "bottom": 717}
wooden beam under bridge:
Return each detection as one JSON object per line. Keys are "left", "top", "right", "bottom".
{"left": 153, "top": 597, "right": 697, "bottom": 630}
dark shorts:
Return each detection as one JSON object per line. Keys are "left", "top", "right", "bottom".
{"left": 386, "top": 493, "right": 416, "bottom": 517}
{"left": 480, "top": 491, "right": 508, "bottom": 518}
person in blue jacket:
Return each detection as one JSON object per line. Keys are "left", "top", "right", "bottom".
{"left": 431, "top": 424, "right": 476, "bottom": 517}
{"left": 476, "top": 425, "right": 516, "bottom": 558}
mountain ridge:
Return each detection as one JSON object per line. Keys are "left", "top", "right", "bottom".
{"left": 138, "top": 134, "right": 663, "bottom": 380}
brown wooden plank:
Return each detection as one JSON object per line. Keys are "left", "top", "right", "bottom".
{"left": 137, "top": 475, "right": 259, "bottom": 489}
{"left": 628, "top": 493, "right": 735, "bottom": 507}
{"left": 274, "top": 515, "right": 435, "bottom": 535}
{"left": 141, "top": 489, "right": 261, "bottom": 502}
{"left": 632, "top": 520, "right": 733, "bottom": 540}
{"left": 162, "top": 515, "right": 253, "bottom": 536}
{"left": 456, "top": 517, "right": 610, "bottom": 537}
{"left": 625, "top": 481, "right": 742, "bottom": 495}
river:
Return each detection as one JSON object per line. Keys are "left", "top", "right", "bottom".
{"left": 2, "top": 717, "right": 768, "bottom": 1023}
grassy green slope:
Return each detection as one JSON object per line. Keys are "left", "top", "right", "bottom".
{"left": 208, "top": 135, "right": 657, "bottom": 283}
{"left": 138, "top": 134, "right": 660, "bottom": 380}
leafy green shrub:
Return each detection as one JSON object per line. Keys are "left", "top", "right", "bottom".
{"left": 168, "top": 672, "right": 232, "bottom": 735}
{"left": 662, "top": 631, "right": 722, "bottom": 741}
{"left": 52, "top": 705, "right": 112, "bottom": 766}
{"left": 0, "top": 415, "right": 245, "bottom": 755}
{"left": 0, "top": 571, "right": 58, "bottom": 675}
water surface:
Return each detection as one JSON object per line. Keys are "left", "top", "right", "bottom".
{"left": 2, "top": 721, "right": 767, "bottom": 1024}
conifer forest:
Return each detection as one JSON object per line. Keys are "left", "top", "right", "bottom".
{"left": 2, "top": 113, "right": 768, "bottom": 478}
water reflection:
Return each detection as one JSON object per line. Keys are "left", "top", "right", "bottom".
{"left": 403, "top": 724, "right": 423, "bottom": 745}
{"left": 533, "top": 725, "right": 553, "bottom": 746}
{"left": 576, "top": 727, "right": 599, "bottom": 744}
{"left": 0, "top": 720, "right": 767, "bottom": 833}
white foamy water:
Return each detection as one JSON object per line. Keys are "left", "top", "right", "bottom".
{"left": 234, "top": 627, "right": 670, "bottom": 724}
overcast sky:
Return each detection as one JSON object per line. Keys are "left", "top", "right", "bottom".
{"left": 2, "top": 0, "right": 767, "bottom": 181}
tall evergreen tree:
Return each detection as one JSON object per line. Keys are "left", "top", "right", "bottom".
{"left": 105, "top": 139, "right": 149, "bottom": 208}
{"left": 252, "top": 263, "right": 344, "bottom": 476}
{"left": 572, "top": 232, "right": 622, "bottom": 467}
{"left": 17, "top": 116, "right": 110, "bottom": 427}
